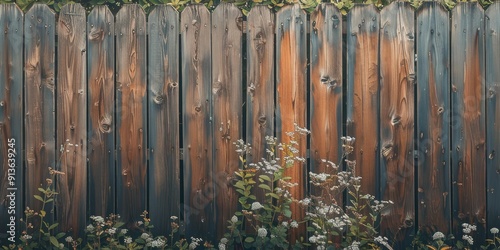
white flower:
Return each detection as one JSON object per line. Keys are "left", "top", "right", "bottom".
{"left": 491, "top": 227, "right": 499, "bottom": 234}
{"left": 170, "top": 216, "right": 178, "bottom": 220}
{"left": 220, "top": 238, "right": 228, "bottom": 244}
{"left": 137, "top": 221, "right": 144, "bottom": 226}
{"left": 121, "top": 229, "right": 128, "bottom": 235}
{"left": 65, "top": 236, "right": 73, "bottom": 243}
{"left": 257, "top": 227, "right": 267, "bottom": 237}
{"left": 299, "top": 198, "right": 311, "bottom": 206}
{"left": 231, "top": 215, "right": 238, "bottom": 223}
{"left": 218, "top": 243, "right": 226, "bottom": 250}
{"left": 141, "top": 233, "right": 150, "bottom": 239}
{"left": 151, "top": 238, "right": 166, "bottom": 247}
{"left": 90, "top": 215, "right": 104, "bottom": 223}
{"left": 251, "top": 202, "right": 264, "bottom": 210}
{"left": 59, "top": 243, "right": 64, "bottom": 249}
{"left": 432, "top": 232, "right": 445, "bottom": 240}
{"left": 290, "top": 221, "right": 299, "bottom": 228}
{"left": 107, "top": 227, "right": 116, "bottom": 235}
{"left": 21, "top": 234, "right": 32, "bottom": 240}
{"left": 189, "top": 242, "right": 198, "bottom": 249}
{"left": 282, "top": 221, "right": 289, "bottom": 228}
{"left": 462, "top": 235, "right": 474, "bottom": 245}
{"left": 86, "top": 224, "right": 95, "bottom": 233}
{"left": 309, "top": 235, "right": 318, "bottom": 243}
{"left": 124, "top": 237, "right": 132, "bottom": 244}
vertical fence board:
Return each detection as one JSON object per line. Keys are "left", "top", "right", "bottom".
{"left": 115, "top": 4, "right": 147, "bottom": 225}
{"left": 276, "top": 4, "right": 307, "bottom": 243}
{"left": 181, "top": 4, "right": 214, "bottom": 240}
{"left": 212, "top": 3, "right": 243, "bottom": 240}
{"left": 148, "top": 5, "right": 180, "bottom": 235}
{"left": 87, "top": 5, "right": 115, "bottom": 218}
{"left": 379, "top": 1, "right": 415, "bottom": 242}
{"left": 346, "top": 4, "right": 380, "bottom": 196}
{"left": 57, "top": 3, "right": 87, "bottom": 235}
{"left": 246, "top": 5, "right": 274, "bottom": 177}
{"left": 416, "top": 2, "right": 451, "bottom": 234}
{"left": 309, "top": 4, "right": 343, "bottom": 200}
{"left": 23, "top": 3, "right": 56, "bottom": 233}
{"left": 451, "top": 2, "right": 486, "bottom": 235}
{"left": 0, "top": 3, "right": 23, "bottom": 240}
{"left": 485, "top": 2, "right": 500, "bottom": 229}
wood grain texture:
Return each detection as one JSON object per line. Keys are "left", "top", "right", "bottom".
{"left": 181, "top": 4, "right": 214, "bottom": 240}
{"left": 148, "top": 4, "right": 180, "bottom": 236}
{"left": 57, "top": 3, "right": 87, "bottom": 235}
{"left": 309, "top": 3, "right": 343, "bottom": 199}
{"left": 276, "top": 4, "right": 307, "bottom": 243}
{"left": 115, "top": 4, "right": 147, "bottom": 225}
{"left": 87, "top": 5, "right": 115, "bottom": 218}
{"left": 246, "top": 5, "right": 274, "bottom": 171}
{"left": 485, "top": 2, "right": 500, "bottom": 229}
{"left": 416, "top": 2, "right": 451, "bottom": 234}
{"left": 346, "top": 4, "right": 380, "bottom": 196}
{"left": 24, "top": 3, "right": 56, "bottom": 230}
{"left": 0, "top": 3, "right": 23, "bottom": 238}
{"left": 211, "top": 3, "right": 243, "bottom": 240}
{"left": 379, "top": 1, "right": 415, "bottom": 241}
{"left": 451, "top": 2, "right": 486, "bottom": 235}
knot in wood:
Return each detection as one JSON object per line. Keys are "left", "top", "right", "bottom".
{"left": 258, "top": 116, "right": 266, "bottom": 125}
{"left": 195, "top": 106, "right": 202, "bottom": 112}
{"left": 170, "top": 82, "right": 178, "bottom": 88}
{"left": 153, "top": 94, "right": 165, "bottom": 105}
{"left": 88, "top": 27, "right": 104, "bottom": 41}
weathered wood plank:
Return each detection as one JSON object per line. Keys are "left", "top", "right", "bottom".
{"left": 211, "top": 3, "right": 243, "bottom": 240}
{"left": 379, "top": 1, "right": 415, "bottom": 242}
{"left": 451, "top": 2, "right": 486, "bottom": 235}
{"left": 181, "top": 4, "right": 214, "bottom": 240}
{"left": 246, "top": 5, "right": 274, "bottom": 175}
{"left": 87, "top": 5, "right": 115, "bottom": 218}
{"left": 309, "top": 3, "right": 343, "bottom": 199}
{"left": 416, "top": 2, "right": 451, "bottom": 234}
{"left": 23, "top": 3, "right": 56, "bottom": 233}
{"left": 148, "top": 4, "right": 180, "bottom": 236}
{"left": 276, "top": 4, "right": 307, "bottom": 243}
{"left": 57, "top": 3, "right": 87, "bottom": 235}
{"left": 485, "top": 2, "right": 500, "bottom": 229}
{"left": 346, "top": 4, "right": 380, "bottom": 197}
{"left": 115, "top": 4, "right": 147, "bottom": 225}
{"left": 0, "top": 3, "right": 23, "bottom": 240}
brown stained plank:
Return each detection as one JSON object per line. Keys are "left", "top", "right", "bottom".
{"left": 57, "top": 3, "right": 87, "bottom": 235}
{"left": 87, "top": 5, "right": 115, "bottom": 218}
{"left": 181, "top": 4, "right": 214, "bottom": 240}
{"left": 276, "top": 4, "right": 307, "bottom": 243}
{"left": 346, "top": 4, "right": 380, "bottom": 197}
{"left": 309, "top": 3, "right": 343, "bottom": 199}
{"left": 211, "top": 3, "right": 243, "bottom": 240}
{"left": 246, "top": 6, "right": 274, "bottom": 172}
{"left": 451, "top": 2, "right": 486, "bottom": 236}
{"left": 416, "top": 2, "right": 451, "bottom": 234}
{"left": 24, "top": 3, "right": 56, "bottom": 230}
{"left": 379, "top": 1, "right": 415, "bottom": 241}
{"left": 0, "top": 3, "right": 23, "bottom": 237}
{"left": 115, "top": 4, "right": 147, "bottom": 225}
{"left": 148, "top": 5, "right": 180, "bottom": 236}
{"left": 486, "top": 2, "right": 500, "bottom": 229}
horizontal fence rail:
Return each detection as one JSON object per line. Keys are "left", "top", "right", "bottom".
{"left": 0, "top": 1, "right": 500, "bottom": 246}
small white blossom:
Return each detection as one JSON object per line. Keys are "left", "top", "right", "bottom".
{"left": 218, "top": 243, "right": 226, "bottom": 250}
{"left": 491, "top": 227, "right": 499, "bottom": 234}
{"left": 59, "top": 243, "right": 64, "bottom": 249}
{"left": 107, "top": 227, "right": 116, "bottom": 235}
{"left": 141, "top": 233, "right": 150, "bottom": 239}
{"left": 21, "top": 235, "right": 32, "bottom": 240}
{"left": 251, "top": 202, "right": 264, "bottom": 210}
{"left": 220, "top": 238, "right": 228, "bottom": 244}
{"left": 257, "top": 227, "right": 267, "bottom": 237}
{"left": 65, "top": 236, "right": 73, "bottom": 243}
{"left": 124, "top": 237, "right": 132, "bottom": 244}
{"left": 137, "top": 221, "right": 144, "bottom": 226}
{"left": 90, "top": 215, "right": 104, "bottom": 223}
{"left": 282, "top": 221, "right": 289, "bottom": 228}
{"left": 231, "top": 215, "right": 238, "bottom": 223}
{"left": 86, "top": 224, "right": 95, "bottom": 233}
{"left": 170, "top": 216, "right": 178, "bottom": 220}
{"left": 432, "top": 232, "right": 445, "bottom": 240}
{"left": 462, "top": 235, "right": 474, "bottom": 245}
{"left": 121, "top": 229, "right": 128, "bottom": 235}
{"left": 290, "top": 221, "right": 299, "bottom": 228}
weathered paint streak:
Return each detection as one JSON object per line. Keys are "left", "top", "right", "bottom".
{"left": 379, "top": 1, "right": 415, "bottom": 242}
{"left": 115, "top": 4, "right": 147, "bottom": 225}
{"left": 57, "top": 3, "right": 87, "bottom": 235}
{"left": 87, "top": 5, "right": 115, "bottom": 218}
{"left": 276, "top": 4, "right": 307, "bottom": 242}
{"left": 485, "top": 2, "right": 500, "bottom": 229}
{"left": 212, "top": 3, "right": 243, "bottom": 240}
{"left": 451, "top": 2, "right": 486, "bottom": 236}
{"left": 416, "top": 2, "right": 451, "bottom": 234}
{"left": 346, "top": 4, "right": 380, "bottom": 196}
{"left": 181, "top": 4, "right": 214, "bottom": 240}
{"left": 148, "top": 4, "right": 180, "bottom": 236}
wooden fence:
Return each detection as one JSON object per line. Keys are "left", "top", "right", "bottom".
{"left": 1, "top": 1, "right": 500, "bottom": 245}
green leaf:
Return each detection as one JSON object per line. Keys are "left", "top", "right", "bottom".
{"left": 234, "top": 181, "right": 246, "bottom": 190}
{"left": 49, "top": 236, "right": 59, "bottom": 248}
{"left": 34, "top": 195, "right": 44, "bottom": 202}
{"left": 48, "top": 223, "right": 59, "bottom": 230}
{"left": 259, "top": 175, "right": 271, "bottom": 182}
{"left": 245, "top": 237, "right": 255, "bottom": 243}
{"left": 40, "top": 210, "right": 46, "bottom": 217}
{"left": 258, "top": 184, "right": 271, "bottom": 191}
{"left": 114, "top": 222, "right": 125, "bottom": 228}
{"left": 56, "top": 232, "right": 66, "bottom": 239}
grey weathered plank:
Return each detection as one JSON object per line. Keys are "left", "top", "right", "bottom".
{"left": 451, "top": 2, "right": 486, "bottom": 235}
{"left": 485, "top": 2, "right": 500, "bottom": 229}
{"left": 148, "top": 4, "right": 180, "bottom": 236}
{"left": 87, "top": 5, "right": 115, "bottom": 218}
{"left": 24, "top": 3, "right": 56, "bottom": 231}
{"left": 346, "top": 4, "right": 380, "bottom": 197}
{"left": 276, "top": 4, "right": 307, "bottom": 243}
{"left": 309, "top": 3, "right": 343, "bottom": 199}
{"left": 115, "top": 4, "right": 147, "bottom": 225}
{"left": 181, "top": 4, "right": 214, "bottom": 240}
{"left": 379, "top": 1, "right": 415, "bottom": 242}
{"left": 211, "top": 3, "right": 243, "bottom": 240}
{"left": 0, "top": 3, "right": 23, "bottom": 240}
{"left": 416, "top": 2, "right": 451, "bottom": 234}
{"left": 57, "top": 3, "right": 87, "bottom": 235}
